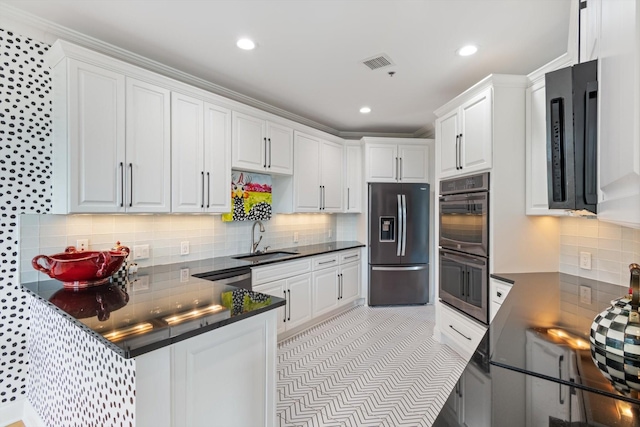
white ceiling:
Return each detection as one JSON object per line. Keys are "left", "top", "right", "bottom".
{"left": 3, "top": 0, "right": 572, "bottom": 136}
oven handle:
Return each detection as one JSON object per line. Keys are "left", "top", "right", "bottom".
{"left": 372, "top": 266, "right": 428, "bottom": 272}
{"left": 440, "top": 249, "right": 487, "bottom": 267}
{"left": 440, "top": 193, "right": 488, "bottom": 202}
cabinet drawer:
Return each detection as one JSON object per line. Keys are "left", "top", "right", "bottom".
{"left": 339, "top": 249, "right": 361, "bottom": 264}
{"left": 439, "top": 303, "right": 487, "bottom": 358}
{"left": 313, "top": 253, "right": 339, "bottom": 270}
{"left": 252, "top": 259, "right": 312, "bottom": 286}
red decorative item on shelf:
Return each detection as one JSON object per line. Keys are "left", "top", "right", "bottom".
{"left": 32, "top": 243, "right": 130, "bottom": 289}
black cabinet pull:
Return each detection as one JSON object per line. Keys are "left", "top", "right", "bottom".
{"left": 455, "top": 135, "right": 460, "bottom": 170}
{"left": 268, "top": 137, "right": 272, "bottom": 168}
{"left": 263, "top": 137, "right": 267, "bottom": 168}
{"left": 206, "top": 172, "right": 211, "bottom": 208}
{"left": 201, "top": 171, "right": 205, "bottom": 208}
{"left": 128, "top": 163, "right": 133, "bottom": 207}
{"left": 449, "top": 324, "right": 472, "bottom": 340}
{"left": 283, "top": 290, "right": 287, "bottom": 323}
{"left": 119, "top": 162, "right": 124, "bottom": 207}
{"left": 287, "top": 289, "right": 291, "bottom": 321}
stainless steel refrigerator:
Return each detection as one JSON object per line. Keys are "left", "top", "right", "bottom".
{"left": 368, "top": 183, "right": 430, "bottom": 305}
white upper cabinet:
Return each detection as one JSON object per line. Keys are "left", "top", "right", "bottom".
{"left": 597, "top": 0, "right": 640, "bottom": 227}
{"left": 57, "top": 59, "right": 125, "bottom": 213}
{"left": 125, "top": 78, "right": 171, "bottom": 213}
{"left": 344, "top": 142, "right": 362, "bottom": 213}
{"left": 172, "top": 92, "right": 231, "bottom": 213}
{"left": 436, "top": 88, "right": 492, "bottom": 179}
{"left": 364, "top": 138, "right": 430, "bottom": 183}
{"left": 50, "top": 56, "right": 171, "bottom": 213}
{"left": 232, "top": 111, "right": 293, "bottom": 175}
{"left": 293, "top": 132, "right": 343, "bottom": 213}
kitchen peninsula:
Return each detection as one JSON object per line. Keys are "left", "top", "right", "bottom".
{"left": 22, "top": 241, "right": 364, "bottom": 427}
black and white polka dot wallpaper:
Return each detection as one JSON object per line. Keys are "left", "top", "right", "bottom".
{"left": 0, "top": 27, "right": 52, "bottom": 405}
{"left": 1, "top": 27, "right": 137, "bottom": 424}
{"left": 28, "top": 298, "right": 135, "bottom": 426}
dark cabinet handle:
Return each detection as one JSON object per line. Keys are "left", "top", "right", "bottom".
{"left": 268, "top": 138, "right": 272, "bottom": 168}
{"left": 283, "top": 290, "right": 287, "bottom": 323}
{"left": 399, "top": 157, "right": 403, "bottom": 181}
{"left": 497, "top": 291, "right": 503, "bottom": 298}
{"left": 206, "top": 172, "right": 211, "bottom": 208}
{"left": 559, "top": 355, "right": 565, "bottom": 404}
{"left": 455, "top": 135, "right": 460, "bottom": 170}
{"left": 201, "top": 171, "right": 205, "bottom": 208}
{"left": 128, "top": 163, "right": 133, "bottom": 207}
{"left": 458, "top": 134, "right": 463, "bottom": 170}
{"left": 460, "top": 270, "right": 465, "bottom": 297}
{"left": 119, "top": 162, "right": 124, "bottom": 207}
{"left": 584, "top": 81, "right": 598, "bottom": 205}
{"left": 449, "top": 324, "right": 472, "bottom": 340}
{"left": 287, "top": 289, "right": 291, "bottom": 321}
{"left": 263, "top": 137, "right": 267, "bottom": 168}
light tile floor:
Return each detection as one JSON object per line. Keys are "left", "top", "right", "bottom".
{"left": 277, "top": 305, "right": 466, "bottom": 427}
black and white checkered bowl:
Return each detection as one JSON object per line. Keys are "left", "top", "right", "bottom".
{"left": 590, "top": 297, "right": 640, "bottom": 394}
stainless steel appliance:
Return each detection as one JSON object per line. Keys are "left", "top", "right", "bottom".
{"left": 368, "top": 183, "right": 430, "bottom": 306}
{"left": 438, "top": 172, "right": 489, "bottom": 324}
{"left": 545, "top": 59, "right": 598, "bottom": 214}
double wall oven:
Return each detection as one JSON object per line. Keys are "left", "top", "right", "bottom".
{"left": 439, "top": 172, "right": 489, "bottom": 325}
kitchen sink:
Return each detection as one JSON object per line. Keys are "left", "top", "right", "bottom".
{"left": 232, "top": 251, "right": 299, "bottom": 262}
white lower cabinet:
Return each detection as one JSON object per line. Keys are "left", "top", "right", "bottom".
{"left": 253, "top": 249, "right": 361, "bottom": 337}
{"left": 443, "top": 363, "right": 492, "bottom": 427}
{"left": 435, "top": 302, "right": 487, "bottom": 359}
{"left": 135, "top": 310, "right": 277, "bottom": 427}
{"left": 489, "top": 278, "right": 513, "bottom": 322}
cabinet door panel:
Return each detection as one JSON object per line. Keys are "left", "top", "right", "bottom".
{"left": 345, "top": 144, "right": 362, "bottom": 212}
{"left": 461, "top": 89, "right": 492, "bottom": 172}
{"left": 171, "top": 92, "right": 204, "bottom": 213}
{"left": 204, "top": 102, "right": 232, "bottom": 213}
{"left": 321, "top": 141, "right": 344, "bottom": 212}
{"left": 68, "top": 60, "right": 125, "bottom": 212}
{"left": 254, "top": 281, "right": 287, "bottom": 335}
{"left": 437, "top": 111, "right": 459, "bottom": 178}
{"left": 339, "top": 262, "right": 360, "bottom": 304}
{"left": 366, "top": 144, "right": 397, "bottom": 182}
{"left": 597, "top": 0, "right": 640, "bottom": 227}
{"left": 232, "top": 111, "right": 266, "bottom": 172}
{"left": 312, "top": 267, "right": 339, "bottom": 317}
{"left": 293, "top": 133, "right": 321, "bottom": 211}
{"left": 266, "top": 122, "right": 293, "bottom": 175}
{"left": 399, "top": 144, "right": 429, "bottom": 182}
{"left": 461, "top": 365, "right": 491, "bottom": 427}
{"left": 287, "top": 273, "right": 313, "bottom": 329}
{"left": 126, "top": 78, "right": 171, "bottom": 212}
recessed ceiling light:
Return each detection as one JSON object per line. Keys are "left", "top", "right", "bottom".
{"left": 457, "top": 45, "right": 478, "bottom": 57}
{"left": 360, "top": 107, "right": 372, "bottom": 114}
{"left": 237, "top": 38, "right": 256, "bottom": 50}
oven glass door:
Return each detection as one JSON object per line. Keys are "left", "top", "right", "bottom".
{"left": 439, "top": 249, "right": 488, "bottom": 324}
{"left": 439, "top": 192, "right": 489, "bottom": 257}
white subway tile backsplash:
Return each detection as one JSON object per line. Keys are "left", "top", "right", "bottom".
{"left": 560, "top": 217, "right": 640, "bottom": 287}
{"left": 19, "top": 213, "right": 339, "bottom": 280}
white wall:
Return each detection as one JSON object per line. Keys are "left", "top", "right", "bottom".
{"left": 20, "top": 213, "right": 338, "bottom": 283}
{"left": 559, "top": 217, "right": 640, "bottom": 286}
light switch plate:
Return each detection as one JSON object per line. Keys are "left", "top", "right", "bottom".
{"left": 579, "top": 285, "right": 592, "bottom": 304}
{"left": 180, "top": 268, "right": 189, "bottom": 283}
{"left": 579, "top": 251, "right": 592, "bottom": 270}
{"left": 180, "top": 241, "right": 189, "bottom": 256}
{"left": 133, "top": 244, "right": 150, "bottom": 260}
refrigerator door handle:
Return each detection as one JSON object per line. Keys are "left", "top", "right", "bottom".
{"left": 371, "top": 266, "right": 428, "bottom": 271}
{"left": 396, "top": 194, "right": 402, "bottom": 256}
{"left": 401, "top": 194, "right": 407, "bottom": 256}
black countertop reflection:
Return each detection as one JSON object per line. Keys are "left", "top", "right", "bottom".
{"left": 22, "top": 241, "right": 364, "bottom": 359}
{"left": 435, "top": 272, "right": 640, "bottom": 427}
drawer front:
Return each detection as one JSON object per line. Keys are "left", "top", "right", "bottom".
{"left": 439, "top": 302, "right": 487, "bottom": 358}
{"left": 490, "top": 278, "right": 512, "bottom": 305}
{"left": 252, "top": 259, "right": 312, "bottom": 286}
{"left": 313, "top": 253, "right": 339, "bottom": 270}
{"left": 339, "top": 249, "right": 361, "bottom": 265}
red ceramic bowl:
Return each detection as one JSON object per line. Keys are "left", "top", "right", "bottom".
{"left": 32, "top": 245, "right": 130, "bottom": 289}
{"left": 49, "top": 283, "right": 130, "bottom": 321}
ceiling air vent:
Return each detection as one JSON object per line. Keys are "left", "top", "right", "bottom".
{"left": 361, "top": 54, "right": 394, "bottom": 71}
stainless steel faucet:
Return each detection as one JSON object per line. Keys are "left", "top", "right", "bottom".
{"left": 251, "top": 220, "right": 266, "bottom": 254}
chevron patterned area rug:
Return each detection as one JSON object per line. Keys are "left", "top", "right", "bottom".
{"left": 277, "top": 305, "right": 466, "bottom": 427}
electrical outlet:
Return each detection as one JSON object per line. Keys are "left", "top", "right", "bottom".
{"left": 293, "top": 232, "right": 299, "bottom": 243}
{"left": 133, "top": 244, "right": 150, "bottom": 260}
{"left": 579, "top": 285, "right": 592, "bottom": 304}
{"left": 180, "top": 241, "right": 190, "bottom": 255}
{"left": 132, "top": 275, "right": 150, "bottom": 291}
{"left": 76, "top": 239, "right": 89, "bottom": 252}
{"left": 579, "top": 251, "right": 592, "bottom": 270}
{"left": 328, "top": 229, "right": 332, "bottom": 239}
{"left": 180, "top": 268, "right": 190, "bottom": 283}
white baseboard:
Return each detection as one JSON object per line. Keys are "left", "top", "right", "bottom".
{"left": 0, "top": 398, "right": 46, "bottom": 427}
{"left": 22, "top": 399, "right": 45, "bottom": 427}
{"left": 0, "top": 398, "right": 25, "bottom": 425}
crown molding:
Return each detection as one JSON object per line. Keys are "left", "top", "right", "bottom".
{"left": 0, "top": 3, "right": 348, "bottom": 137}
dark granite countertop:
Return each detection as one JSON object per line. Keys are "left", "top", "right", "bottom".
{"left": 490, "top": 272, "right": 640, "bottom": 421}
{"left": 22, "top": 241, "right": 365, "bottom": 359}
